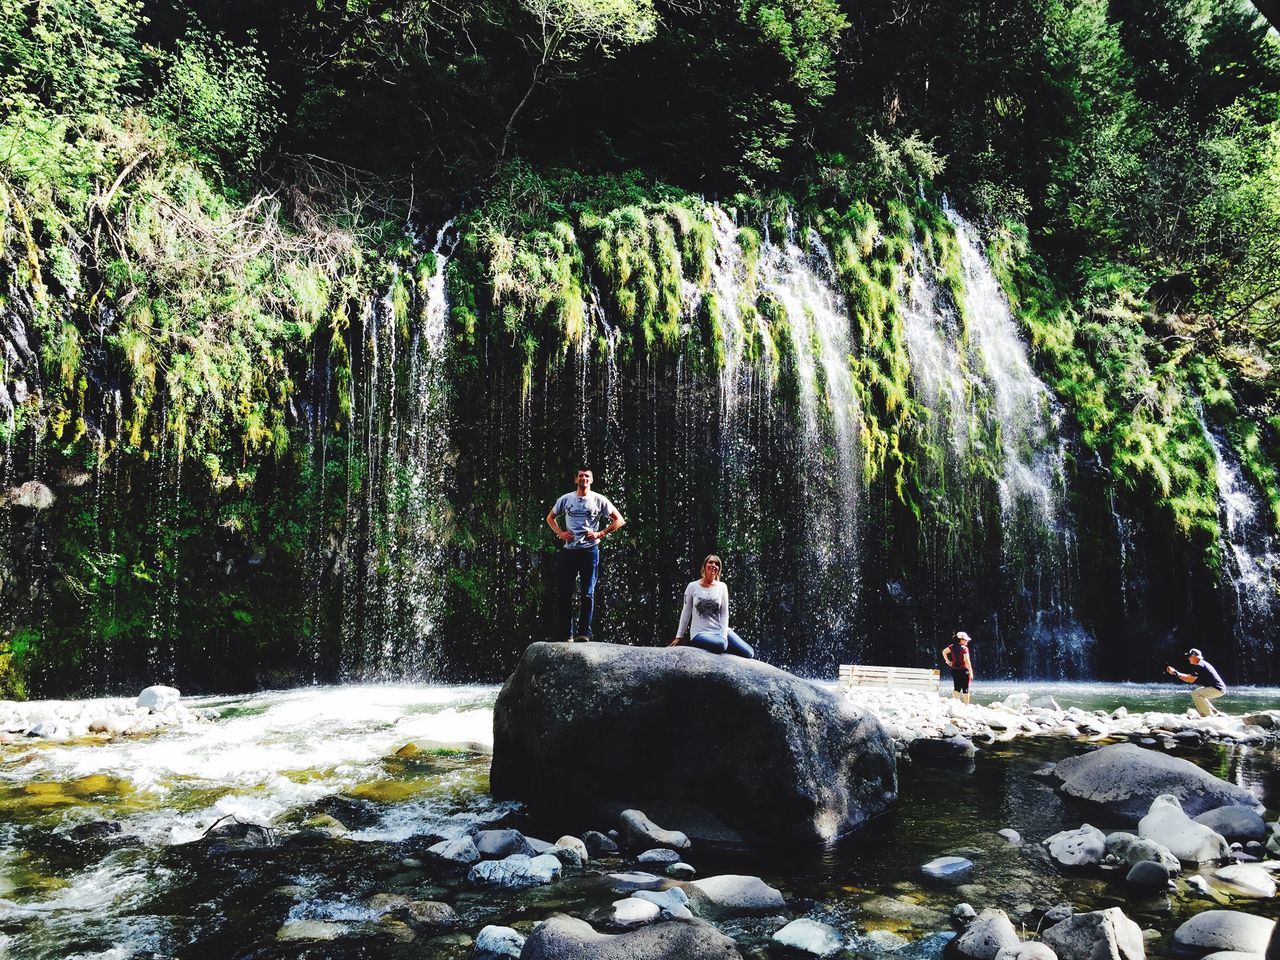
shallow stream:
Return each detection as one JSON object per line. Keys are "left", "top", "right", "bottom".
{"left": 2, "top": 682, "right": 1279, "bottom": 958}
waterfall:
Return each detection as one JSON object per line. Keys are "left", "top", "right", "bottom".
{"left": 933, "top": 207, "right": 1091, "bottom": 677}
{"left": 1206, "top": 428, "right": 1279, "bottom": 656}
{"left": 336, "top": 221, "right": 454, "bottom": 679}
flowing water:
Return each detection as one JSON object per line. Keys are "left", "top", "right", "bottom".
{"left": 1207, "top": 428, "right": 1280, "bottom": 659}
{"left": 941, "top": 208, "right": 1091, "bottom": 679}
{"left": 3, "top": 682, "right": 1280, "bottom": 959}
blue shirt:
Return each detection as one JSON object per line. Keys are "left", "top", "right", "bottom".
{"left": 1192, "top": 660, "right": 1226, "bottom": 692}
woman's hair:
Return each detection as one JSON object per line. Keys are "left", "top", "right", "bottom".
{"left": 702, "top": 554, "right": 723, "bottom": 576}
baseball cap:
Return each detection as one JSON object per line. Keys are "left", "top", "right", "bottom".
{"left": 1183, "top": 648, "right": 1202, "bottom": 658}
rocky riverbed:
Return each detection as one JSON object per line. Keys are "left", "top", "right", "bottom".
{"left": 1, "top": 682, "right": 1279, "bottom": 959}
{"left": 847, "top": 687, "right": 1280, "bottom": 755}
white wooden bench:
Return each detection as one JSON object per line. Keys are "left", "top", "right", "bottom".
{"left": 839, "top": 664, "right": 941, "bottom": 691}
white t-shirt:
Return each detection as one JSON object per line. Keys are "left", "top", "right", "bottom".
{"left": 550, "top": 491, "right": 616, "bottom": 549}
{"left": 676, "top": 580, "right": 729, "bottom": 638}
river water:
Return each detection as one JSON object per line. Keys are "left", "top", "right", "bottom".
{"left": 1, "top": 682, "right": 1279, "bottom": 958}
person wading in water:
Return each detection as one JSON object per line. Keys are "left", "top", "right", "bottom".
{"left": 545, "top": 468, "right": 625, "bottom": 642}
{"left": 942, "top": 631, "right": 974, "bottom": 704}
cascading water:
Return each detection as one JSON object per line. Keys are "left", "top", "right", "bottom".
{"left": 335, "top": 222, "right": 454, "bottom": 679}
{"left": 1206, "top": 428, "right": 1279, "bottom": 656}
{"left": 937, "top": 208, "right": 1091, "bottom": 677}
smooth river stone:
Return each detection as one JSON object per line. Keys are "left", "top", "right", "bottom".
{"left": 1172, "top": 911, "right": 1276, "bottom": 956}
{"left": 606, "top": 871, "right": 666, "bottom": 893}
{"left": 921, "top": 856, "right": 975, "bottom": 881}
{"left": 771, "top": 918, "right": 844, "bottom": 957}
{"left": 689, "top": 874, "right": 786, "bottom": 915}
{"left": 611, "top": 897, "right": 661, "bottom": 927}
{"left": 1213, "top": 864, "right": 1277, "bottom": 899}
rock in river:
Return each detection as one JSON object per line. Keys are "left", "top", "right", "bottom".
{"left": 1042, "top": 908, "right": 1144, "bottom": 960}
{"left": 475, "top": 924, "right": 525, "bottom": 959}
{"left": 688, "top": 875, "right": 786, "bottom": 916}
{"left": 772, "top": 918, "right": 844, "bottom": 956}
{"left": 1194, "top": 807, "right": 1268, "bottom": 843}
{"left": 922, "top": 856, "right": 975, "bottom": 882}
{"left": 1053, "top": 744, "right": 1260, "bottom": 823}
{"left": 468, "top": 853, "right": 562, "bottom": 889}
{"left": 490, "top": 642, "right": 896, "bottom": 848}
{"left": 1172, "top": 912, "right": 1275, "bottom": 956}
{"left": 953, "top": 909, "right": 1020, "bottom": 960}
{"left": 1139, "top": 795, "right": 1230, "bottom": 864}
{"left": 521, "top": 915, "right": 743, "bottom": 960}
{"left": 621, "top": 810, "right": 690, "bottom": 852}
{"left": 1045, "top": 825, "right": 1106, "bottom": 868}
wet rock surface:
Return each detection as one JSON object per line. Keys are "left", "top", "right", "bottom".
{"left": 491, "top": 642, "right": 897, "bottom": 847}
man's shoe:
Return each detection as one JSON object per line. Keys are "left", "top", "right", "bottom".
{"left": 575, "top": 635, "right": 591, "bottom": 643}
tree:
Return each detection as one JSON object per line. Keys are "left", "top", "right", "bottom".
{"left": 498, "top": 0, "right": 658, "bottom": 167}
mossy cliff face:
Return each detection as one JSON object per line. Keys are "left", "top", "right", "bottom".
{"left": 1, "top": 163, "right": 1276, "bottom": 695}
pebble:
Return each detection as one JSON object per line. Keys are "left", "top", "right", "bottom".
{"left": 999, "top": 828, "right": 1022, "bottom": 845}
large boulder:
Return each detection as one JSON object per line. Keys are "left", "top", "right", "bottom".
{"left": 953, "top": 909, "right": 1020, "bottom": 960}
{"left": 1053, "top": 744, "right": 1260, "bottom": 823}
{"left": 521, "top": 914, "right": 743, "bottom": 960}
{"left": 1194, "top": 807, "right": 1268, "bottom": 843}
{"left": 1172, "top": 912, "right": 1275, "bottom": 957}
{"left": 1042, "top": 908, "right": 1144, "bottom": 960}
{"left": 1045, "top": 825, "right": 1106, "bottom": 868}
{"left": 1138, "top": 795, "right": 1230, "bottom": 864}
{"left": 491, "top": 642, "right": 897, "bottom": 847}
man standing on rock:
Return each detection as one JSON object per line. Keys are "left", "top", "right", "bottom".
{"left": 942, "top": 631, "right": 974, "bottom": 704}
{"left": 546, "top": 469, "right": 625, "bottom": 642}
{"left": 1166, "top": 648, "right": 1227, "bottom": 716}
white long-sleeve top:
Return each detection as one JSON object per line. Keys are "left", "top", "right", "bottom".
{"left": 676, "top": 580, "right": 729, "bottom": 638}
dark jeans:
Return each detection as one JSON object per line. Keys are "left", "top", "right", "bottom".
{"left": 560, "top": 545, "right": 599, "bottom": 638}
{"left": 689, "top": 629, "right": 754, "bottom": 659}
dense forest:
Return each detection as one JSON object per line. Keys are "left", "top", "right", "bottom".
{"left": 1, "top": 0, "right": 1278, "bottom": 696}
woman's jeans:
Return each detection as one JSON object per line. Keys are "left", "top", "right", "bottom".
{"left": 688, "top": 629, "right": 754, "bottom": 659}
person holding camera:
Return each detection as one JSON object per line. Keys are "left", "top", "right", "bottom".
{"left": 1166, "top": 648, "right": 1227, "bottom": 717}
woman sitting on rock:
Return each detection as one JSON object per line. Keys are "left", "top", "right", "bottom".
{"left": 668, "top": 554, "right": 754, "bottom": 658}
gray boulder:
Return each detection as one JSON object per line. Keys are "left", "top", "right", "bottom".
{"left": 688, "top": 875, "right": 786, "bottom": 916}
{"left": 772, "top": 918, "right": 843, "bottom": 957}
{"left": 1125, "top": 861, "right": 1172, "bottom": 891}
{"left": 1212, "top": 865, "right": 1276, "bottom": 899}
{"left": 474, "top": 829, "right": 534, "bottom": 859}
{"left": 633, "top": 888, "right": 693, "bottom": 920}
{"left": 996, "top": 945, "right": 1059, "bottom": 960}
{"left": 491, "top": 642, "right": 896, "bottom": 848}
{"left": 1172, "top": 912, "right": 1275, "bottom": 956}
{"left": 638, "top": 848, "right": 682, "bottom": 866}
{"left": 428, "top": 836, "right": 480, "bottom": 866}
{"left": 667, "top": 863, "right": 696, "bottom": 879}
{"left": 1194, "top": 807, "right": 1268, "bottom": 843}
{"left": 607, "top": 872, "right": 667, "bottom": 893}
{"left": 1053, "top": 744, "right": 1261, "bottom": 823}
{"left": 1045, "top": 825, "right": 1106, "bottom": 868}
{"left": 1268, "top": 920, "right": 1280, "bottom": 960}
{"left": 621, "top": 810, "right": 690, "bottom": 852}
{"left": 953, "top": 909, "right": 1020, "bottom": 960}
{"left": 1104, "top": 833, "right": 1180, "bottom": 874}
{"left": 474, "top": 924, "right": 525, "bottom": 959}
{"left": 922, "top": 856, "right": 975, "bottom": 882}
{"left": 521, "top": 915, "right": 743, "bottom": 960}
{"left": 467, "top": 853, "right": 561, "bottom": 889}
{"left": 1041, "top": 908, "right": 1144, "bottom": 960}
{"left": 583, "top": 830, "right": 619, "bottom": 857}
